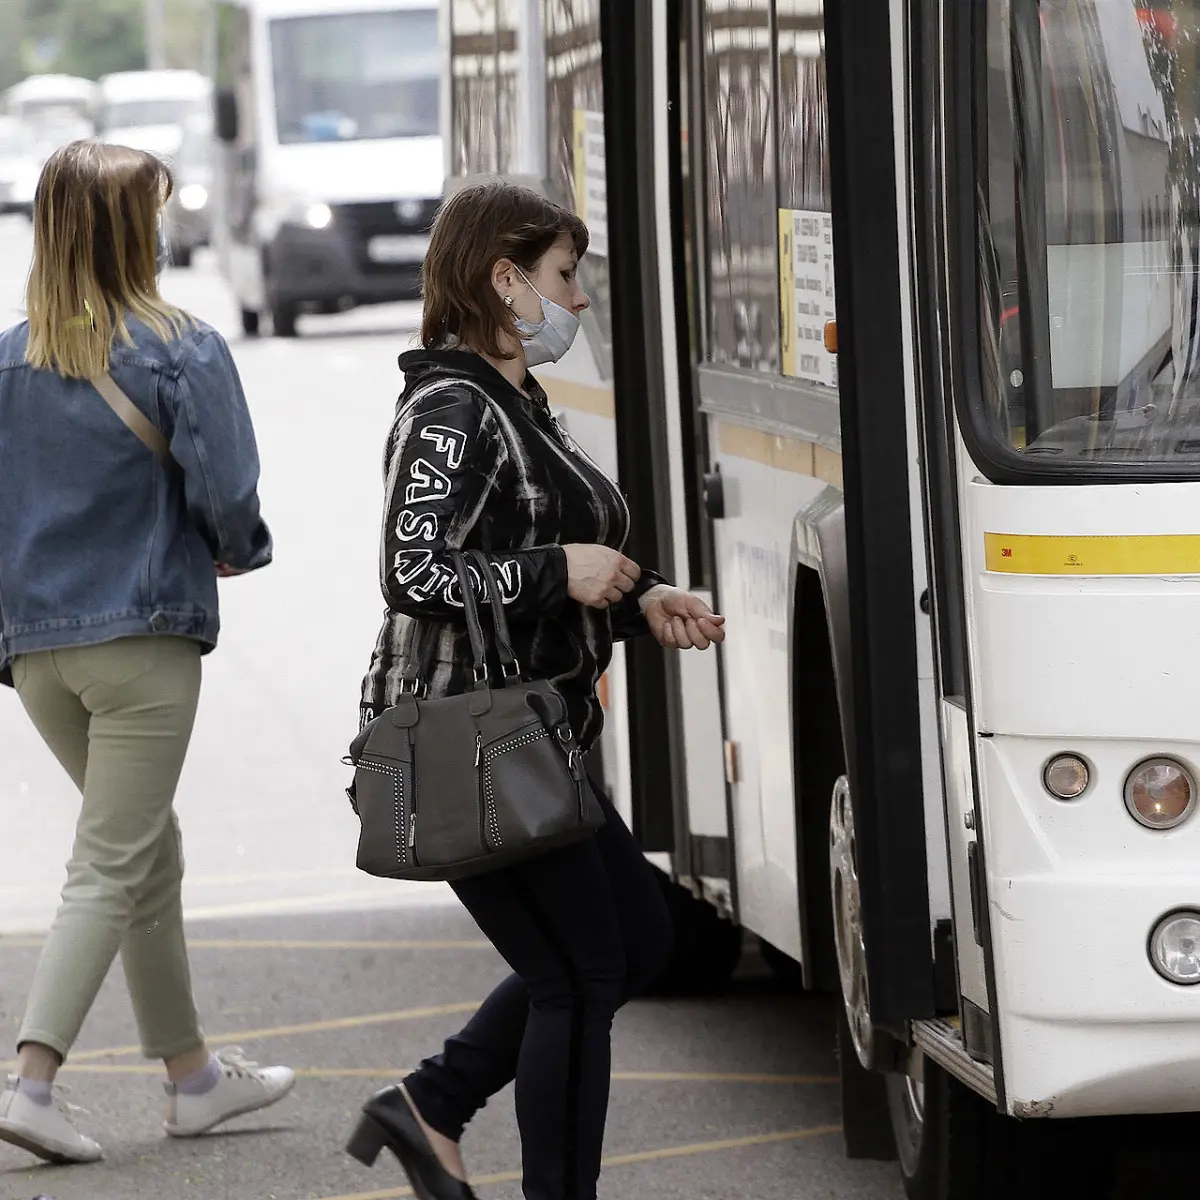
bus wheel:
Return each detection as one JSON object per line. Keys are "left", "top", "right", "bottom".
{"left": 829, "top": 775, "right": 890, "bottom": 1070}
{"left": 644, "top": 871, "right": 743, "bottom": 996}
{"left": 887, "top": 1053, "right": 1118, "bottom": 1200}
{"left": 240, "top": 308, "right": 261, "bottom": 337}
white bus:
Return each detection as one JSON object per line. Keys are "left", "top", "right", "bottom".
{"left": 210, "top": 0, "right": 443, "bottom": 337}
{"left": 445, "top": 0, "right": 1200, "bottom": 1193}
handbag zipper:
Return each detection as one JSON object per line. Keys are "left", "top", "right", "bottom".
{"left": 474, "top": 732, "right": 488, "bottom": 853}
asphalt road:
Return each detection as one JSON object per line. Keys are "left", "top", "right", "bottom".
{"left": 0, "top": 216, "right": 908, "bottom": 1200}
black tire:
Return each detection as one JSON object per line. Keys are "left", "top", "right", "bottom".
{"left": 644, "top": 871, "right": 743, "bottom": 996}
{"left": 836, "top": 1000, "right": 896, "bottom": 1161}
{"left": 240, "top": 308, "right": 261, "bottom": 337}
{"left": 271, "top": 299, "right": 298, "bottom": 338}
{"left": 888, "top": 1055, "right": 1118, "bottom": 1200}
{"left": 171, "top": 243, "right": 193, "bottom": 268}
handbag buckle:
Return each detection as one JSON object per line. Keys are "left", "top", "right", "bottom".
{"left": 502, "top": 658, "right": 522, "bottom": 680}
{"left": 399, "top": 677, "right": 428, "bottom": 699}
{"left": 473, "top": 664, "right": 488, "bottom": 687}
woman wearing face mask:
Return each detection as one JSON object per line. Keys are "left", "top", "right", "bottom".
{"left": 0, "top": 140, "right": 295, "bottom": 1164}
{"left": 349, "top": 182, "right": 725, "bottom": 1199}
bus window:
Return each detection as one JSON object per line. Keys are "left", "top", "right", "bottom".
{"left": 544, "top": 1, "right": 612, "bottom": 353}
{"left": 704, "top": 0, "right": 779, "bottom": 373}
{"left": 978, "top": 0, "right": 1200, "bottom": 468}
{"left": 775, "top": 0, "right": 833, "bottom": 390}
{"left": 448, "top": 0, "right": 518, "bottom": 177}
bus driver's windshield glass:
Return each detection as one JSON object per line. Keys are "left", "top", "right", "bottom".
{"left": 270, "top": 9, "right": 439, "bottom": 144}
{"left": 980, "top": 0, "right": 1200, "bottom": 466}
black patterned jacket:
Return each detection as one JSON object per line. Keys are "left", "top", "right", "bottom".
{"left": 360, "top": 349, "right": 665, "bottom": 749}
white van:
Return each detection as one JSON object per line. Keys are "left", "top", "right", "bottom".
{"left": 98, "top": 71, "right": 215, "bottom": 266}
{"left": 211, "top": 0, "right": 442, "bottom": 336}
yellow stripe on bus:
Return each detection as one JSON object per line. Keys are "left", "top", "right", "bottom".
{"left": 985, "top": 533, "right": 1200, "bottom": 576}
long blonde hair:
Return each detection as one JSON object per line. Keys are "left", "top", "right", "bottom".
{"left": 25, "top": 140, "right": 189, "bottom": 379}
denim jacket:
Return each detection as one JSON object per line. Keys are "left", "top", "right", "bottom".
{"left": 0, "top": 315, "right": 272, "bottom": 676}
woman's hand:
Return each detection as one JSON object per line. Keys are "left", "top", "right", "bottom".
{"left": 640, "top": 586, "right": 726, "bottom": 650}
{"left": 215, "top": 562, "right": 248, "bottom": 578}
{"left": 563, "top": 544, "right": 641, "bottom": 608}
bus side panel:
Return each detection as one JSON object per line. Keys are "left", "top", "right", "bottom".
{"left": 710, "top": 425, "right": 832, "bottom": 959}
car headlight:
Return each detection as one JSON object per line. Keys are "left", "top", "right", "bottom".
{"left": 178, "top": 183, "right": 208, "bottom": 212}
{"left": 1149, "top": 911, "right": 1200, "bottom": 985}
{"left": 1125, "top": 758, "right": 1196, "bottom": 830}
{"left": 301, "top": 201, "right": 333, "bottom": 230}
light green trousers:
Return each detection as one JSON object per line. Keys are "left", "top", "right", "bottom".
{"left": 11, "top": 636, "right": 206, "bottom": 1061}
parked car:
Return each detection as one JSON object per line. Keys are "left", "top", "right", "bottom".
{"left": 0, "top": 116, "right": 36, "bottom": 215}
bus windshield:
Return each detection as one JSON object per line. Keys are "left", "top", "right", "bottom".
{"left": 270, "top": 9, "right": 440, "bottom": 144}
{"left": 979, "top": 0, "right": 1200, "bottom": 470}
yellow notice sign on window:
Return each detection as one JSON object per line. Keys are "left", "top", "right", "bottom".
{"left": 778, "top": 207, "right": 837, "bottom": 387}
{"left": 573, "top": 109, "right": 608, "bottom": 258}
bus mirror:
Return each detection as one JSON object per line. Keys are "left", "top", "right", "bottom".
{"left": 215, "top": 89, "right": 239, "bottom": 143}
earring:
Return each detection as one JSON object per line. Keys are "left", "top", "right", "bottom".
{"left": 503, "top": 296, "right": 513, "bottom": 308}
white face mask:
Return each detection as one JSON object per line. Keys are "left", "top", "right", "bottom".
{"left": 511, "top": 267, "right": 580, "bottom": 366}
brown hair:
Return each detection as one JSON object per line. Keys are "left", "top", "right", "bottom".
{"left": 26, "top": 139, "right": 188, "bottom": 379}
{"left": 420, "top": 180, "right": 588, "bottom": 359}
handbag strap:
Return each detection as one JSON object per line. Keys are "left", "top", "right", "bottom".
{"left": 448, "top": 550, "right": 490, "bottom": 687}
{"left": 467, "top": 549, "right": 522, "bottom": 682}
{"left": 92, "top": 373, "right": 171, "bottom": 460}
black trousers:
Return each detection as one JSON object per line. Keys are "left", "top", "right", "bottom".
{"left": 403, "top": 787, "right": 673, "bottom": 1200}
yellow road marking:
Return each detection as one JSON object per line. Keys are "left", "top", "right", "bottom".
{"left": 0, "top": 937, "right": 490, "bottom": 951}
{"left": 984, "top": 531, "right": 1200, "bottom": 576}
{"left": 53, "top": 1064, "right": 835, "bottom": 1085}
{"left": 0, "top": 1002, "right": 484, "bottom": 1068}
{"left": 314, "top": 1125, "right": 842, "bottom": 1200}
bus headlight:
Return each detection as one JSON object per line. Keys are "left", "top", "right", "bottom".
{"left": 1149, "top": 911, "right": 1200, "bottom": 985}
{"left": 1124, "top": 758, "right": 1195, "bottom": 829}
{"left": 1043, "top": 753, "right": 1090, "bottom": 800}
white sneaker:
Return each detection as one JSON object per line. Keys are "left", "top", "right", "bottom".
{"left": 164, "top": 1047, "right": 296, "bottom": 1138}
{"left": 0, "top": 1075, "right": 103, "bottom": 1163}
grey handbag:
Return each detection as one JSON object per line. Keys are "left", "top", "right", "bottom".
{"left": 345, "top": 549, "right": 606, "bottom": 881}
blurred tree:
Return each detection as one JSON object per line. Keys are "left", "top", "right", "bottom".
{"left": 23, "top": 0, "right": 146, "bottom": 78}
{"left": 0, "top": 1, "right": 26, "bottom": 92}
{"left": 163, "top": 0, "right": 212, "bottom": 71}
{"left": 5, "top": 0, "right": 209, "bottom": 85}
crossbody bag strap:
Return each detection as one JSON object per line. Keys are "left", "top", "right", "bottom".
{"left": 92, "top": 373, "right": 171, "bottom": 461}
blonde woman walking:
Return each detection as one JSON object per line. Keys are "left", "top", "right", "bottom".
{"left": 0, "top": 140, "right": 294, "bottom": 1164}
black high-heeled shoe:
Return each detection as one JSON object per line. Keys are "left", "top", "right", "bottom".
{"left": 346, "top": 1085, "right": 477, "bottom": 1200}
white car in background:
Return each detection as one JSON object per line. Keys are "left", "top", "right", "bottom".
{"left": 0, "top": 117, "right": 37, "bottom": 216}
{"left": 97, "top": 70, "right": 215, "bottom": 266}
